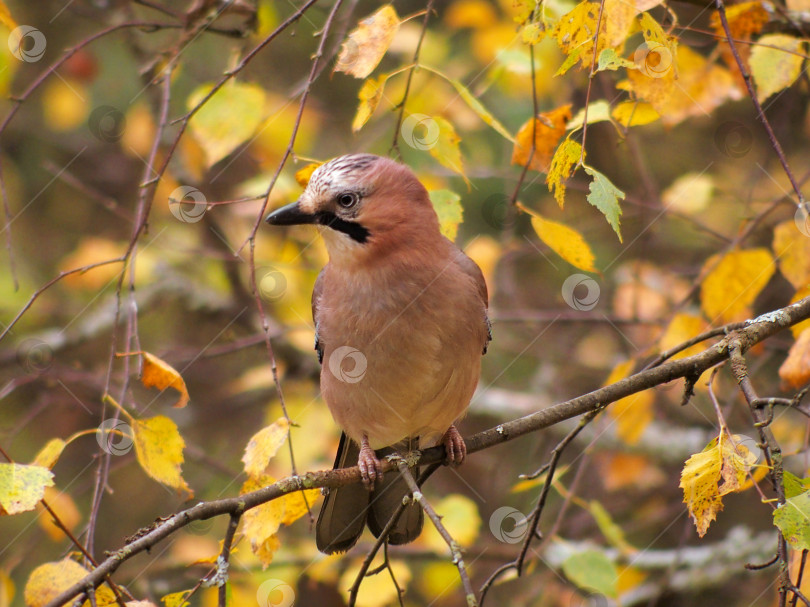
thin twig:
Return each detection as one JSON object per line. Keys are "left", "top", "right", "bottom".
{"left": 397, "top": 461, "right": 477, "bottom": 606}
{"left": 390, "top": 0, "right": 435, "bottom": 158}
{"left": 714, "top": 0, "right": 805, "bottom": 205}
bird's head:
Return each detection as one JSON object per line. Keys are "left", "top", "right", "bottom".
{"left": 265, "top": 154, "right": 440, "bottom": 266}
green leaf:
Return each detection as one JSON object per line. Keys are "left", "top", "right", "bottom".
{"left": 556, "top": 46, "right": 583, "bottom": 76}
{"left": 567, "top": 100, "right": 612, "bottom": 132}
{"left": 589, "top": 500, "right": 634, "bottom": 554}
{"left": 448, "top": 78, "right": 515, "bottom": 142}
{"left": 429, "top": 189, "right": 464, "bottom": 241}
{"left": 421, "top": 65, "right": 514, "bottom": 142}
{"left": 784, "top": 470, "right": 810, "bottom": 499}
{"left": 584, "top": 166, "right": 624, "bottom": 242}
{"left": 561, "top": 549, "right": 618, "bottom": 598}
{"left": 597, "top": 48, "right": 635, "bottom": 72}
{"left": 188, "top": 81, "right": 266, "bottom": 167}
{"left": 773, "top": 490, "right": 810, "bottom": 550}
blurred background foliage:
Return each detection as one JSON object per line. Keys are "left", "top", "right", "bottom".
{"left": 0, "top": 0, "right": 809, "bottom": 606}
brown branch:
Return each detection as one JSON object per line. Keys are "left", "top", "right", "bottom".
{"left": 41, "top": 295, "right": 810, "bottom": 607}
{"left": 728, "top": 338, "right": 790, "bottom": 607}
{"left": 397, "top": 461, "right": 477, "bottom": 606}
{"left": 216, "top": 513, "right": 240, "bottom": 606}
{"left": 390, "top": 0, "right": 436, "bottom": 158}
{"left": 714, "top": 0, "right": 805, "bottom": 205}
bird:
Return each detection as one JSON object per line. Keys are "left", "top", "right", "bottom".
{"left": 265, "top": 153, "right": 490, "bottom": 554}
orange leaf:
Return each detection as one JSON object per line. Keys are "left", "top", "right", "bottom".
{"left": 780, "top": 329, "right": 810, "bottom": 389}
{"left": 512, "top": 105, "right": 572, "bottom": 172}
{"left": 141, "top": 352, "right": 189, "bottom": 408}
{"left": 294, "top": 162, "right": 322, "bottom": 187}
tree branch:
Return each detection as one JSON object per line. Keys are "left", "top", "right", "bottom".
{"left": 42, "top": 295, "right": 810, "bottom": 607}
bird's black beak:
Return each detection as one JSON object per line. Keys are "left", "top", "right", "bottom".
{"left": 265, "top": 201, "right": 317, "bottom": 226}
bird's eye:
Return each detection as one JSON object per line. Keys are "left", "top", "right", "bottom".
{"left": 337, "top": 192, "right": 359, "bottom": 209}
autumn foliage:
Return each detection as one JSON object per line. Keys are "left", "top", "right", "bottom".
{"left": 1, "top": 1, "right": 810, "bottom": 606}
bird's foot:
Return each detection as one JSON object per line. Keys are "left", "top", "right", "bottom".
{"left": 442, "top": 425, "right": 466, "bottom": 466}
{"left": 358, "top": 435, "right": 383, "bottom": 490}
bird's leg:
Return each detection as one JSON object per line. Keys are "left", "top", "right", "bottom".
{"left": 357, "top": 434, "right": 384, "bottom": 490}
{"left": 442, "top": 425, "right": 466, "bottom": 465}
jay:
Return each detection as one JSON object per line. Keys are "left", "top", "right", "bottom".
{"left": 265, "top": 154, "right": 490, "bottom": 553}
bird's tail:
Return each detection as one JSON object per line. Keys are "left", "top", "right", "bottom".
{"left": 316, "top": 434, "right": 423, "bottom": 554}
{"left": 367, "top": 440, "right": 424, "bottom": 545}
{"left": 316, "top": 434, "right": 370, "bottom": 554}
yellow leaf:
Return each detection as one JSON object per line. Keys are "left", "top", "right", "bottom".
{"left": 254, "top": 534, "right": 282, "bottom": 569}
{"left": 680, "top": 440, "right": 723, "bottom": 537}
{"left": 519, "top": 203, "right": 597, "bottom": 273}
{"left": 662, "top": 173, "right": 714, "bottom": 215}
{"left": 429, "top": 189, "right": 464, "bottom": 241}
{"left": 423, "top": 494, "right": 481, "bottom": 551}
{"left": 0, "top": 463, "right": 53, "bottom": 515}
{"left": 605, "top": 360, "right": 654, "bottom": 445}
{"left": 140, "top": 352, "right": 189, "bottom": 408}
{"left": 611, "top": 101, "right": 659, "bottom": 127}
{"left": 445, "top": 0, "right": 498, "bottom": 28}
{"left": 42, "top": 79, "right": 89, "bottom": 132}
{"left": 418, "top": 561, "right": 460, "bottom": 598}
{"left": 659, "top": 313, "right": 710, "bottom": 360}
{"left": 294, "top": 162, "right": 322, "bottom": 187}
{"left": 680, "top": 433, "right": 760, "bottom": 537}
{"left": 161, "top": 590, "right": 191, "bottom": 607}
{"left": 24, "top": 559, "right": 116, "bottom": 607}
{"left": 427, "top": 116, "right": 467, "bottom": 183}
{"left": 240, "top": 474, "right": 284, "bottom": 567}
{"left": 619, "top": 45, "right": 741, "bottom": 127}
{"left": 603, "top": 0, "right": 639, "bottom": 49}
{"left": 132, "top": 416, "right": 192, "bottom": 496}
{"left": 552, "top": 1, "right": 606, "bottom": 73}
{"left": 699, "top": 248, "right": 775, "bottom": 324}
{"left": 122, "top": 104, "right": 156, "bottom": 159}
{"left": 779, "top": 329, "right": 810, "bottom": 389}
{"left": 0, "top": 2, "right": 17, "bottom": 29}
{"left": 242, "top": 418, "right": 290, "bottom": 479}
{"left": 352, "top": 74, "right": 388, "bottom": 132}
{"left": 280, "top": 487, "right": 321, "bottom": 525}
{"left": 750, "top": 34, "right": 806, "bottom": 102}
{"left": 546, "top": 138, "right": 583, "bottom": 207}
{"left": 37, "top": 487, "right": 81, "bottom": 542}
{"left": 340, "top": 559, "right": 412, "bottom": 607}
{"left": 188, "top": 81, "right": 266, "bottom": 167}
{"left": 616, "top": 566, "right": 647, "bottom": 595}
{"left": 0, "top": 568, "right": 14, "bottom": 607}
{"left": 31, "top": 439, "right": 66, "bottom": 470}
{"left": 773, "top": 219, "right": 810, "bottom": 291}
{"left": 335, "top": 5, "right": 400, "bottom": 79}
{"left": 511, "top": 105, "right": 572, "bottom": 172}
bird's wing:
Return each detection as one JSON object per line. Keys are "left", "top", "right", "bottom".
{"left": 452, "top": 247, "right": 492, "bottom": 354}
{"left": 312, "top": 266, "right": 326, "bottom": 364}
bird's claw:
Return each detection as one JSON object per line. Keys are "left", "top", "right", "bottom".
{"left": 442, "top": 425, "right": 466, "bottom": 466}
{"left": 358, "top": 437, "right": 383, "bottom": 490}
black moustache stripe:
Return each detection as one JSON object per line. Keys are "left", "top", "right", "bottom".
{"left": 315, "top": 212, "right": 370, "bottom": 244}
